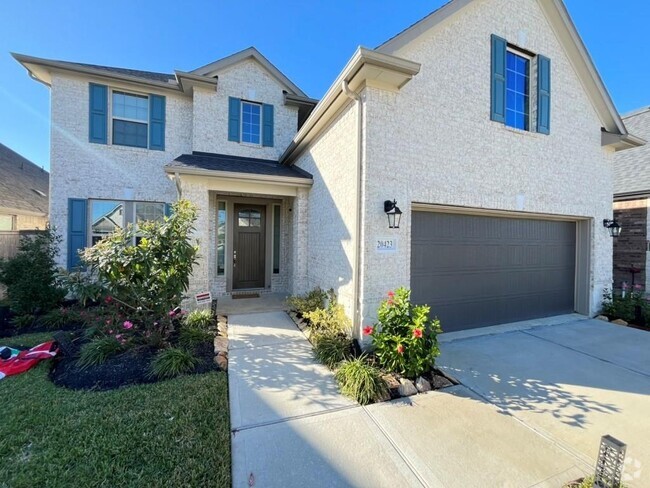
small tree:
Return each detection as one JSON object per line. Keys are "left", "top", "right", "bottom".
{"left": 82, "top": 199, "right": 199, "bottom": 327}
{"left": 0, "top": 228, "right": 66, "bottom": 314}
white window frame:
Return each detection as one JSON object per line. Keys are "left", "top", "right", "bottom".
{"left": 88, "top": 199, "right": 165, "bottom": 247}
{"left": 110, "top": 89, "right": 150, "bottom": 148}
{"left": 505, "top": 47, "right": 533, "bottom": 132}
{"left": 240, "top": 100, "right": 263, "bottom": 146}
{"left": 272, "top": 204, "right": 281, "bottom": 274}
{"left": 217, "top": 200, "right": 227, "bottom": 276}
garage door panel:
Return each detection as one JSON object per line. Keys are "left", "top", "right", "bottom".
{"left": 411, "top": 212, "right": 576, "bottom": 332}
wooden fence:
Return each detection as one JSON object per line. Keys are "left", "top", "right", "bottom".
{"left": 0, "top": 230, "right": 46, "bottom": 299}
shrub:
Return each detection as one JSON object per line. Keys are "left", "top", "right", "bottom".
{"left": 82, "top": 200, "right": 199, "bottom": 334}
{"left": 0, "top": 228, "right": 66, "bottom": 314}
{"left": 10, "top": 314, "right": 36, "bottom": 329}
{"left": 150, "top": 348, "right": 201, "bottom": 379}
{"left": 59, "top": 269, "right": 106, "bottom": 307}
{"left": 77, "top": 337, "right": 126, "bottom": 369}
{"left": 335, "top": 356, "right": 387, "bottom": 405}
{"left": 287, "top": 288, "right": 327, "bottom": 315}
{"left": 368, "top": 288, "right": 442, "bottom": 379}
{"left": 179, "top": 327, "right": 213, "bottom": 349}
{"left": 313, "top": 332, "right": 353, "bottom": 369}
{"left": 184, "top": 309, "right": 214, "bottom": 330}
{"left": 40, "top": 308, "right": 71, "bottom": 329}
{"left": 303, "top": 290, "right": 351, "bottom": 334}
{"left": 601, "top": 288, "right": 647, "bottom": 323}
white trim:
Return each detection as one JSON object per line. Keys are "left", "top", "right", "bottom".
{"left": 271, "top": 203, "right": 281, "bottom": 275}
{"left": 240, "top": 100, "right": 262, "bottom": 146}
{"left": 164, "top": 166, "right": 313, "bottom": 187}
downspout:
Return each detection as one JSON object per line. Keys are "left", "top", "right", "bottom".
{"left": 174, "top": 172, "right": 182, "bottom": 199}
{"left": 342, "top": 81, "right": 364, "bottom": 335}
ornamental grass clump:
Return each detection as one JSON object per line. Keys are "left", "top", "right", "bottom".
{"left": 150, "top": 348, "right": 201, "bottom": 379}
{"left": 287, "top": 287, "right": 327, "bottom": 316}
{"left": 77, "top": 337, "right": 126, "bottom": 369}
{"left": 312, "top": 332, "right": 354, "bottom": 369}
{"left": 366, "top": 287, "right": 442, "bottom": 379}
{"left": 335, "top": 356, "right": 387, "bottom": 405}
{"left": 183, "top": 309, "right": 214, "bottom": 331}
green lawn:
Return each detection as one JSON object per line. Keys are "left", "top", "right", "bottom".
{"left": 0, "top": 332, "right": 231, "bottom": 487}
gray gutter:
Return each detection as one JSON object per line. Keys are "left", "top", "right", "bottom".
{"left": 163, "top": 165, "right": 313, "bottom": 187}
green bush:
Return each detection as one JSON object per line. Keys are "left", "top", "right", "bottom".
{"left": 10, "top": 314, "right": 36, "bottom": 329}
{"left": 369, "top": 288, "right": 442, "bottom": 379}
{"left": 313, "top": 332, "right": 353, "bottom": 369}
{"left": 150, "top": 348, "right": 201, "bottom": 379}
{"left": 303, "top": 290, "right": 351, "bottom": 334}
{"left": 0, "top": 228, "right": 66, "bottom": 315}
{"left": 178, "top": 327, "right": 213, "bottom": 349}
{"left": 335, "top": 357, "right": 387, "bottom": 405}
{"left": 82, "top": 200, "right": 199, "bottom": 334}
{"left": 287, "top": 287, "right": 327, "bottom": 315}
{"left": 77, "top": 337, "right": 126, "bottom": 369}
{"left": 40, "top": 308, "right": 70, "bottom": 329}
{"left": 59, "top": 269, "right": 106, "bottom": 307}
{"left": 601, "top": 288, "right": 647, "bottom": 323}
{"left": 184, "top": 309, "right": 214, "bottom": 330}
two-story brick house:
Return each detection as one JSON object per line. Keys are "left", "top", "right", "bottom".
{"left": 14, "top": 0, "right": 642, "bottom": 337}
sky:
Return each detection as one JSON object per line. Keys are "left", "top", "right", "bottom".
{"left": 0, "top": 0, "right": 648, "bottom": 171}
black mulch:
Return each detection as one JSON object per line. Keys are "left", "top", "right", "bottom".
{"left": 50, "top": 342, "right": 219, "bottom": 391}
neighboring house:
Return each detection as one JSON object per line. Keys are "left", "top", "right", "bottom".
{"left": 14, "top": 0, "right": 643, "bottom": 336}
{"left": 613, "top": 107, "right": 650, "bottom": 291}
{"left": 0, "top": 143, "right": 49, "bottom": 232}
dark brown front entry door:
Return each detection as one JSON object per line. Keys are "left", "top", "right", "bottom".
{"left": 233, "top": 204, "right": 266, "bottom": 289}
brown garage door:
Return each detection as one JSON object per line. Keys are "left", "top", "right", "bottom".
{"left": 411, "top": 211, "right": 576, "bottom": 333}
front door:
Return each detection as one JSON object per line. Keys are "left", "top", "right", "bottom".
{"left": 233, "top": 204, "right": 266, "bottom": 289}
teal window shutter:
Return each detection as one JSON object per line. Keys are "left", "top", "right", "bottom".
{"left": 228, "top": 97, "right": 241, "bottom": 142}
{"left": 149, "top": 94, "right": 166, "bottom": 150}
{"left": 89, "top": 83, "right": 108, "bottom": 144}
{"left": 262, "top": 104, "right": 274, "bottom": 147}
{"left": 68, "top": 198, "right": 87, "bottom": 270}
{"left": 537, "top": 55, "right": 551, "bottom": 135}
{"left": 164, "top": 203, "right": 173, "bottom": 217}
{"left": 490, "top": 35, "right": 507, "bottom": 124}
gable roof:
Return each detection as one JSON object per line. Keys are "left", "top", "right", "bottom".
{"left": 376, "top": 0, "right": 641, "bottom": 146}
{"left": 614, "top": 108, "right": 650, "bottom": 198}
{"left": 0, "top": 143, "right": 49, "bottom": 216}
{"left": 190, "top": 47, "right": 307, "bottom": 97}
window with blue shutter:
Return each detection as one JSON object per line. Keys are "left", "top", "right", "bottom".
{"left": 228, "top": 97, "right": 241, "bottom": 142}
{"left": 490, "top": 35, "right": 507, "bottom": 124}
{"left": 262, "top": 104, "right": 274, "bottom": 147}
{"left": 149, "top": 94, "right": 166, "bottom": 150}
{"left": 537, "top": 55, "right": 551, "bottom": 135}
{"left": 68, "top": 198, "right": 87, "bottom": 270}
{"left": 89, "top": 84, "right": 108, "bottom": 144}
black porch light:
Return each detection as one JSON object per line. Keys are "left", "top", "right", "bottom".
{"left": 384, "top": 200, "right": 403, "bottom": 229}
{"left": 603, "top": 219, "right": 622, "bottom": 238}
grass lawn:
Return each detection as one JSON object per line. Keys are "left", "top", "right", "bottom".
{"left": 0, "top": 332, "right": 231, "bottom": 487}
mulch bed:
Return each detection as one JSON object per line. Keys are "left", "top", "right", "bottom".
{"left": 50, "top": 342, "right": 219, "bottom": 391}
{"left": 288, "top": 311, "right": 458, "bottom": 402}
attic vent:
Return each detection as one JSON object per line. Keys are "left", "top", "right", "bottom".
{"left": 32, "top": 188, "right": 47, "bottom": 197}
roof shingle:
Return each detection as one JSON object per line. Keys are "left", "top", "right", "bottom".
{"left": 614, "top": 108, "right": 650, "bottom": 196}
{"left": 0, "top": 143, "right": 49, "bottom": 215}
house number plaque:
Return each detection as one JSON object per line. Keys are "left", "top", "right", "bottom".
{"left": 376, "top": 237, "right": 398, "bottom": 253}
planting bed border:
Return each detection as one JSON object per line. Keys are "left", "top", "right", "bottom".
{"left": 287, "top": 311, "right": 458, "bottom": 403}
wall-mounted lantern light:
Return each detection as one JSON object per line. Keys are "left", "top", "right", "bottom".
{"left": 603, "top": 219, "right": 622, "bottom": 238}
{"left": 384, "top": 200, "right": 403, "bottom": 229}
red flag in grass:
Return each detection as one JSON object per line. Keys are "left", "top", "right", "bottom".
{"left": 0, "top": 342, "right": 58, "bottom": 380}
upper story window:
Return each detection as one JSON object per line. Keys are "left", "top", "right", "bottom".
{"left": 490, "top": 35, "right": 551, "bottom": 135}
{"left": 505, "top": 50, "right": 530, "bottom": 131}
{"left": 241, "top": 101, "right": 262, "bottom": 145}
{"left": 112, "top": 91, "right": 149, "bottom": 148}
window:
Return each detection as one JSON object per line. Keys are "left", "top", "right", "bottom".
{"left": 90, "top": 200, "right": 124, "bottom": 245}
{"left": 505, "top": 50, "right": 530, "bottom": 131}
{"left": 217, "top": 201, "right": 226, "bottom": 276}
{"left": 89, "top": 200, "right": 164, "bottom": 245}
{"left": 238, "top": 209, "right": 261, "bottom": 227}
{"left": 241, "top": 101, "right": 261, "bottom": 145}
{"left": 0, "top": 214, "right": 15, "bottom": 231}
{"left": 112, "top": 91, "right": 149, "bottom": 148}
{"left": 272, "top": 205, "right": 281, "bottom": 274}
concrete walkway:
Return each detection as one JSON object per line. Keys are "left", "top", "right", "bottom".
{"left": 228, "top": 312, "right": 588, "bottom": 488}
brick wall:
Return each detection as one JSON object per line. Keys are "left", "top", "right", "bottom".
{"left": 613, "top": 199, "right": 649, "bottom": 290}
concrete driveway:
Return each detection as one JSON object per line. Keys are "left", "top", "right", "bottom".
{"left": 438, "top": 315, "right": 650, "bottom": 487}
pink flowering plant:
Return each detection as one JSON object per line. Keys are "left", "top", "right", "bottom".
{"left": 368, "top": 287, "right": 442, "bottom": 378}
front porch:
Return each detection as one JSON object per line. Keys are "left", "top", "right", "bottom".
{"left": 165, "top": 152, "right": 312, "bottom": 303}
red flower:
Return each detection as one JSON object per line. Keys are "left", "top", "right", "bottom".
{"left": 412, "top": 328, "right": 423, "bottom": 339}
{"left": 363, "top": 326, "right": 374, "bottom": 336}
{"left": 387, "top": 291, "right": 395, "bottom": 298}
{"left": 387, "top": 298, "right": 394, "bottom": 307}
{"left": 105, "top": 296, "right": 113, "bottom": 304}
{"left": 396, "top": 344, "right": 405, "bottom": 354}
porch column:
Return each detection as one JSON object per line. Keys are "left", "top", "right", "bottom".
{"left": 183, "top": 182, "right": 211, "bottom": 298}
{"left": 290, "top": 187, "right": 309, "bottom": 295}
